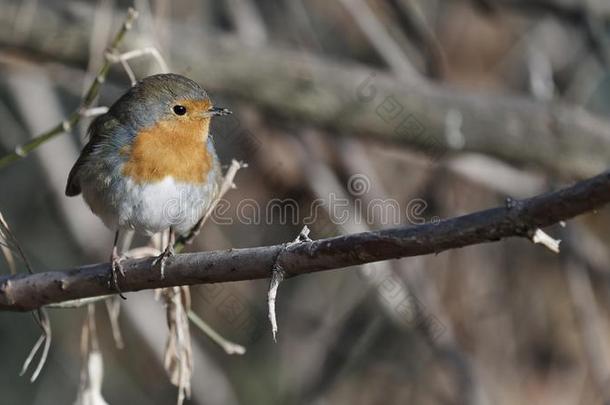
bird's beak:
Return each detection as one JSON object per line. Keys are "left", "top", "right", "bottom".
{"left": 202, "top": 106, "right": 232, "bottom": 118}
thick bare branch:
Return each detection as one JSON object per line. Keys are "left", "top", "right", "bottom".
{"left": 0, "top": 170, "right": 608, "bottom": 312}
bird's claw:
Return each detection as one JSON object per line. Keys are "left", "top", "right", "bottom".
{"left": 110, "top": 252, "right": 127, "bottom": 300}
{"left": 153, "top": 245, "right": 174, "bottom": 279}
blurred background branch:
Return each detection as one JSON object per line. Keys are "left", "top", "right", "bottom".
{"left": 1, "top": 2, "right": 609, "bottom": 177}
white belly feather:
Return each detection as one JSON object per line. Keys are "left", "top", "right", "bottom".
{"left": 81, "top": 174, "right": 216, "bottom": 235}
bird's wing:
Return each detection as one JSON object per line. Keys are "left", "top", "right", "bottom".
{"left": 65, "top": 139, "right": 95, "bottom": 196}
{"left": 65, "top": 114, "right": 114, "bottom": 197}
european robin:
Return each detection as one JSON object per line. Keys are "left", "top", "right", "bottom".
{"left": 65, "top": 73, "right": 232, "bottom": 294}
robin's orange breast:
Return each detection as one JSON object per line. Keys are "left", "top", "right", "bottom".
{"left": 122, "top": 117, "right": 213, "bottom": 183}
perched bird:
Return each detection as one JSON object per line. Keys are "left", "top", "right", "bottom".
{"left": 66, "top": 73, "right": 231, "bottom": 294}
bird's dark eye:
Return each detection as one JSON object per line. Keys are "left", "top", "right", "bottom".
{"left": 173, "top": 105, "right": 187, "bottom": 115}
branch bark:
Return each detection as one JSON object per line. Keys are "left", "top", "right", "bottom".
{"left": 1, "top": 170, "right": 609, "bottom": 312}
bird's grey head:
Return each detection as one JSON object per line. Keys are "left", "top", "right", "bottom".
{"left": 108, "top": 73, "right": 212, "bottom": 130}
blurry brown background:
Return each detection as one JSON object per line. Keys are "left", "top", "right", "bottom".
{"left": 0, "top": 0, "right": 609, "bottom": 404}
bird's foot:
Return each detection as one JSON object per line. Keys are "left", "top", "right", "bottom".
{"left": 110, "top": 250, "right": 127, "bottom": 300}
{"left": 152, "top": 244, "right": 174, "bottom": 279}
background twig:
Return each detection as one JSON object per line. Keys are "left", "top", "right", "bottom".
{"left": 0, "top": 7, "right": 138, "bottom": 169}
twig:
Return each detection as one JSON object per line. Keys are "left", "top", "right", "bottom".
{"left": 160, "top": 286, "right": 192, "bottom": 405}
{"left": 0, "top": 212, "right": 18, "bottom": 275}
{"left": 0, "top": 7, "right": 139, "bottom": 169}
{"left": 104, "top": 297, "right": 124, "bottom": 349}
{"left": 1, "top": 211, "right": 52, "bottom": 382}
{"left": 386, "top": 0, "right": 446, "bottom": 78}
{"left": 20, "top": 308, "right": 51, "bottom": 382}
{"left": 530, "top": 228, "right": 561, "bottom": 253}
{"left": 176, "top": 160, "right": 245, "bottom": 247}
{"left": 268, "top": 226, "right": 311, "bottom": 342}
{"left": 187, "top": 310, "right": 246, "bottom": 355}
{"left": 0, "top": 210, "right": 34, "bottom": 274}
{"left": 74, "top": 305, "right": 109, "bottom": 405}
{"left": 121, "top": 289, "right": 241, "bottom": 404}
{"left": 224, "top": 0, "right": 268, "bottom": 46}
{"left": 0, "top": 241, "right": 16, "bottom": 275}
{"left": 46, "top": 295, "right": 114, "bottom": 308}
{"left": 106, "top": 46, "right": 170, "bottom": 85}
{"left": 80, "top": 107, "right": 109, "bottom": 118}
{"left": 267, "top": 263, "right": 284, "bottom": 343}
{"left": 337, "top": 0, "right": 420, "bottom": 80}
{"left": 0, "top": 169, "right": 609, "bottom": 311}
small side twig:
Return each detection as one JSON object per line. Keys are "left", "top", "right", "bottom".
{"left": 267, "top": 226, "right": 312, "bottom": 342}
{"left": 267, "top": 264, "right": 284, "bottom": 343}
{"left": 1, "top": 210, "right": 52, "bottom": 382}
{"left": 337, "top": 0, "right": 420, "bottom": 80}
{"left": 177, "top": 160, "right": 246, "bottom": 247}
{"left": 20, "top": 308, "right": 51, "bottom": 382}
{"left": 79, "top": 107, "right": 109, "bottom": 118}
{"left": 160, "top": 286, "right": 192, "bottom": 405}
{"left": 106, "top": 46, "right": 170, "bottom": 85}
{"left": 0, "top": 210, "right": 34, "bottom": 274}
{"left": 530, "top": 228, "right": 561, "bottom": 253}
{"left": 187, "top": 310, "right": 246, "bottom": 355}
{"left": 74, "top": 304, "right": 108, "bottom": 405}
{"left": 104, "top": 297, "right": 124, "bottom": 349}
{"left": 46, "top": 295, "right": 114, "bottom": 309}
{"left": 0, "top": 212, "right": 17, "bottom": 275}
